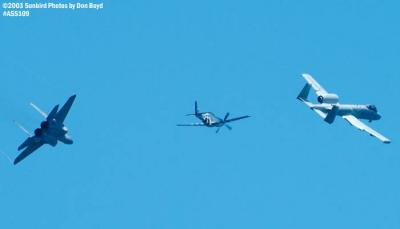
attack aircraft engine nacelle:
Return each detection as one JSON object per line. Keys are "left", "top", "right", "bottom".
{"left": 34, "top": 128, "right": 42, "bottom": 136}
{"left": 40, "top": 121, "right": 49, "bottom": 129}
{"left": 317, "top": 93, "right": 339, "bottom": 104}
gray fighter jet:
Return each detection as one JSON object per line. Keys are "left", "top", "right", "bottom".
{"left": 177, "top": 101, "right": 250, "bottom": 133}
{"left": 297, "top": 74, "right": 390, "bottom": 143}
{"left": 14, "top": 95, "right": 76, "bottom": 165}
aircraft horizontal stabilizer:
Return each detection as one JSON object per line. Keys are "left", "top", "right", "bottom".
{"left": 301, "top": 73, "right": 328, "bottom": 96}
{"left": 14, "top": 142, "right": 44, "bottom": 165}
{"left": 17, "top": 138, "right": 32, "bottom": 151}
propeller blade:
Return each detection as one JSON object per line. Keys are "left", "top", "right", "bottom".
{"left": 224, "top": 112, "right": 230, "bottom": 121}
{"left": 225, "top": 124, "right": 232, "bottom": 130}
{"left": 216, "top": 127, "right": 221, "bottom": 133}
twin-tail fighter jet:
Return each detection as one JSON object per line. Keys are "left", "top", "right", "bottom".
{"left": 14, "top": 95, "right": 77, "bottom": 165}
{"left": 297, "top": 74, "right": 390, "bottom": 143}
{"left": 177, "top": 101, "right": 250, "bottom": 133}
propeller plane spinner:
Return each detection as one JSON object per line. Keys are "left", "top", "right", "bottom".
{"left": 14, "top": 95, "right": 77, "bottom": 165}
{"left": 177, "top": 101, "right": 250, "bottom": 133}
{"left": 297, "top": 74, "right": 390, "bottom": 143}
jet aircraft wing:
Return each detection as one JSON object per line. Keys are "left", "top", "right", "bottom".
{"left": 55, "top": 95, "right": 76, "bottom": 124}
{"left": 14, "top": 139, "right": 44, "bottom": 165}
{"left": 342, "top": 115, "right": 391, "bottom": 144}
{"left": 177, "top": 123, "right": 205, "bottom": 126}
{"left": 225, "top": 115, "right": 251, "bottom": 123}
{"left": 302, "top": 73, "right": 328, "bottom": 96}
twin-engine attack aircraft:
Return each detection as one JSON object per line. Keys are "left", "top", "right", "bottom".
{"left": 297, "top": 74, "right": 390, "bottom": 143}
{"left": 14, "top": 95, "right": 77, "bottom": 165}
{"left": 177, "top": 101, "right": 250, "bottom": 133}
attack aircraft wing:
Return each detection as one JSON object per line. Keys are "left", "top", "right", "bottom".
{"left": 343, "top": 115, "right": 391, "bottom": 144}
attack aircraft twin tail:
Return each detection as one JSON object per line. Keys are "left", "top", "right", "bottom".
{"left": 297, "top": 74, "right": 390, "bottom": 143}
{"left": 14, "top": 95, "right": 77, "bottom": 165}
{"left": 177, "top": 101, "right": 250, "bottom": 133}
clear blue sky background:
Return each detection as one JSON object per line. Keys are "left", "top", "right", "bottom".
{"left": 1, "top": 0, "right": 400, "bottom": 228}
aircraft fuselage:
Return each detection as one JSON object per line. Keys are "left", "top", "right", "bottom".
{"left": 196, "top": 112, "right": 225, "bottom": 127}
{"left": 37, "top": 120, "right": 73, "bottom": 146}
{"left": 311, "top": 104, "right": 381, "bottom": 121}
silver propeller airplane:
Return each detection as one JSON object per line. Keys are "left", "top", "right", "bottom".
{"left": 297, "top": 74, "right": 390, "bottom": 143}
{"left": 177, "top": 101, "right": 250, "bottom": 133}
{"left": 14, "top": 95, "right": 77, "bottom": 165}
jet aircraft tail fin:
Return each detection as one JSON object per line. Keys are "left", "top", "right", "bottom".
{"left": 55, "top": 94, "right": 76, "bottom": 124}
{"left": 297, "top": 83, "right": 311, "bottom": 102}
{"left": 47, "top": 105, "right": 59, "bottom": 121}
{"left": 324, "top": 105, "right": 339, "bottom": 124}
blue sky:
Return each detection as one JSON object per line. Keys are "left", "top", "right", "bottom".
{"left": 1, "top": 0, "right": 400, "bottom": 228}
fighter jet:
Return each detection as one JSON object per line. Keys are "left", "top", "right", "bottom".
{"left": 14, "top": 95, "right": 77, "bottom": 165}
{"left": 177, "top": 101, "right": 250, "bottom": 133}
{"left": 297, "top": 74, "right": 390, "bottom": 143}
